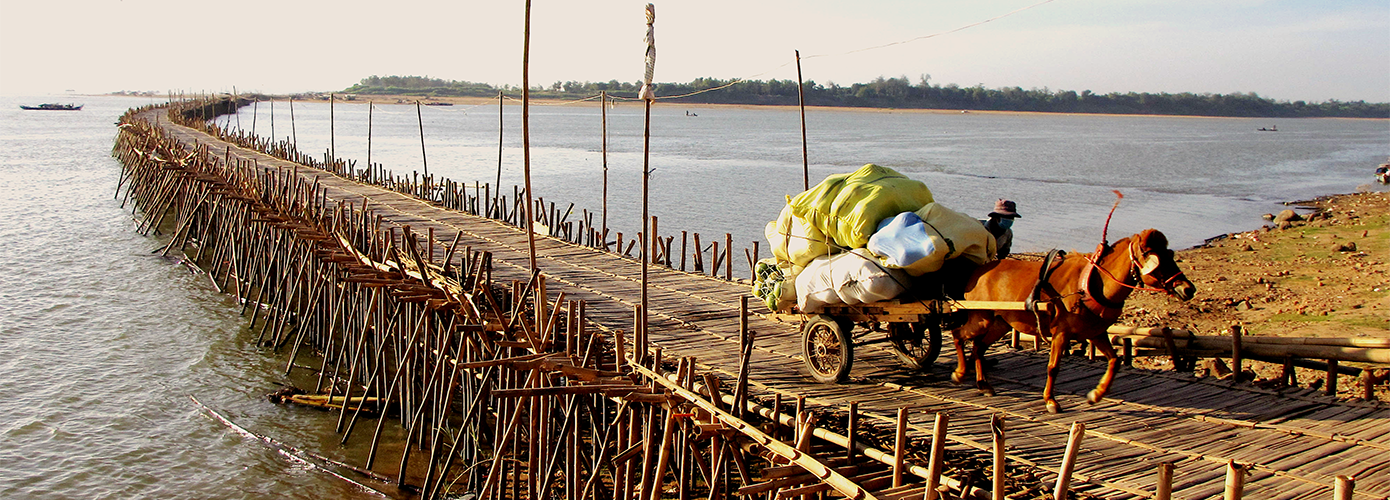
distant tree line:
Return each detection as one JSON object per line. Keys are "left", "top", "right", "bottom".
{"left": 343, "top": 75, "right": 1388, "bottom": 118}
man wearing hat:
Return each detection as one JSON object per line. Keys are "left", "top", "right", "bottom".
{"left": 983, "top": 199, "right": 1020, "bottom": 259}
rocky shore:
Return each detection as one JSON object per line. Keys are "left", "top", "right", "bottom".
{"left": 1118, "top": 190, "right": 1389, "bottom": 397}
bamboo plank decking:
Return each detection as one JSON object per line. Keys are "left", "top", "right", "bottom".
{"left": 141, "top": 108, "right": 1389, "bottom": 500}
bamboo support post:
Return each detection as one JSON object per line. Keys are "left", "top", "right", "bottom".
{"left": 1327, "top": 359, "right": 1339, "bottom": 396}
{"left": 1231, "top": 324, "right": 1243, "bottom": 379}
{"left": 1224, "top": 460, "right": 1245, "bottom": 500}
{"left": 991, "top": 414, "right": 1005, "bottom": 500}
{"left": 1155, "top": 462, "right": 1174, "bottom": 500}
{"left": 847, "top": 401, "right": 858, "bottom": 462}
{"left": 1053, "top": 421, "right": 1085, "bottom": 500}
{"left": 893, "top": 407, "right": 908, "bottom": 488}
{"left": 925, "top": 412, "right": 949, "bottom": 500}
{"left": 1335, "top": 475, "right": 1354, "bottom": 500}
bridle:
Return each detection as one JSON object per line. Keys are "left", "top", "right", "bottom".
{"left": 1077, "top": 236, "right": 1187, "bottom": 321}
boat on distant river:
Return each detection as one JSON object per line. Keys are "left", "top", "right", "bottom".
{"left": 20, "top": 103, "right": 83, "bottom": 111}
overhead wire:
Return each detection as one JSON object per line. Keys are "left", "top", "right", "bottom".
{"left": 290, "top": 2, "right": 1059, "bottom": 108}
{"left": 642, "top": 0, "right": 1059, "bottom": 102}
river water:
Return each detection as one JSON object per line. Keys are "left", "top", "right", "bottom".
{"left": 218, "top": 98, "right": 1389, "bottom": 259}
{"left": 1, "top": 94, "right": 1385, "bottom": 499}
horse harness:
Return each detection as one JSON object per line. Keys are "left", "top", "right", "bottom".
{"left": 1024, "top": 241, "right": 1146, "bottom": 337}
{"left": 1076, "top": 238, "right": 1188, "bottom": 322}
{"left": 1078, "top": 242, "right": 1127, "bottom": 322}
{"left": 1024, "top": 248, "right": 1068, "bottom": 344}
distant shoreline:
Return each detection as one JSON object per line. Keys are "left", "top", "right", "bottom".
{"left": 100, "top": 92, "right": 1390, "bottom": 121}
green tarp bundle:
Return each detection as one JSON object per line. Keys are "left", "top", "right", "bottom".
{"left": 787, "top": 164, "right": 935, "bottom": 251}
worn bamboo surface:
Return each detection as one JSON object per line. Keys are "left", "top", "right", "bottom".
{"left": 128, "top": 102, "right": 1388, "bottom": 500}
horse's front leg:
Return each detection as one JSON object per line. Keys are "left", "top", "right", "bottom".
{"left": 1043, "top": 331, "right": 1069, "bottom": 414}
{"left": 1087, "top": 336, "right": 1120, "bottom": 404}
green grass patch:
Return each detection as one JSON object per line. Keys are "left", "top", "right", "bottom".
{"left": 1340, "top": 317, "right": 1390, "bottom": 330}
{"left": 1270, "top": 312, "right": 1332, "bottom": 323}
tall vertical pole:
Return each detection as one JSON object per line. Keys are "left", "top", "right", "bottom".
{"left": 366, "top": 102, "right": 374, "bottom": 176}
{"left": 251, "top": 99, "right": 258, "bottom": 137}
{"left": 796, "top": 50, "right": 809, "bottom": 191}
{"left": 289, "top": 97, "right": 297, "bottom": 148}
{"left": 233, "top": 86, "right": 241, "bottom": 132}
{"left": 521, "top": 0, "right": 538, "bottom": 272}
{"left": 601, "top": 91, "right": 610, "bottom": 241}
{"left": 417, "top": 100, "right": 430, "bottom": 178}
{"left": 270, "top": 99, "right": 275, "bottom": 144}
{"left": 639, "top": 3, "right": 656, "bottom": 347}
{"left": 495, "top": 90, "right": 504, "bottom": 217}
{"left": 330, "top": 93, "right": 336, "bottom": 164}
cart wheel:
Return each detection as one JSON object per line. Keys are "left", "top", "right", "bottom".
{"left": 801, "top": 315, "right": 853, "bottom": 383}
{"left": 888, "top": 322, "right": 943, "bottom": 371}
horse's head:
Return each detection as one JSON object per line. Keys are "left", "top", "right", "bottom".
{"left": 1130, "top": 229, "right": 1196, "bottom": 301}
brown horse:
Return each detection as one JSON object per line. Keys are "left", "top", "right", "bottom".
{"left": 950, "top": 229, "right": 1196, "bottom": 413}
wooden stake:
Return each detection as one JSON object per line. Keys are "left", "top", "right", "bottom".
{"left": 1053, "top": 421, "right": 1085, "bottom": 500}
{"left": 521, "top": 0, "right": 538, "bottom": 272}
{"left": 795, "top": 49, "right": 809, "bottom": 191}
{"left": 1231, "top": 323, "right": 1243, "bottom": 380}
{"left": 893, "top": 407, "right": 908, "bottom": 487}
{"left": 1334, "top": 475, "right": 1354, "bottom": 500}
{"left": 1224, "top": 460, "right": 1245, "bottom": 500}
{"left": 991, "top": 414, "right": 1005, "bottom": 500}
{"left": 496, "top": 90, "right": 504, "bottom": 216}
{"left": 1155, "top": 462, "right": 1174, "bottom": 500}
{"left": 925, "top": 412, "right": 949, "bottom": 500}
{"left": 1327, "top": 359, "right": 1339, "bottom": 396}
{"left": 600, "top": 91, "right": 609, "bottom": 236}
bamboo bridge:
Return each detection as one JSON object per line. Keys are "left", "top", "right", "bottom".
{"left": 113, "top": 99, "right": 1389, "bottom": 500}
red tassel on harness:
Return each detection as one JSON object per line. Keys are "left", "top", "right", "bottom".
{"left": 1080, "top": 190, "right": 1126, "bottom": 321}
{"left": 1100, "top": 190, "right": 1123, "bottom": 245}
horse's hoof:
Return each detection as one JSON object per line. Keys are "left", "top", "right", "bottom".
{"left": 950, "top": 371, "right": 966, "bottom": 385}
{"left": 978, "top": 382, "right": 995, "bottom": 397}
{"left": 1045, "top": 399, "right": 1061, "bottom": 414}
{"left": 1087, "top": 389, "right": 1104, "bottom": 404}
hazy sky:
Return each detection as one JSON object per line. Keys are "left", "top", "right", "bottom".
{"left": 2, "top": 0, "right": 1386, "bottom": 103}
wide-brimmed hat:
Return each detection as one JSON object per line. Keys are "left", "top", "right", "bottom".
{"left": 989, "top": 199, "right": 1021, "bottom": 218}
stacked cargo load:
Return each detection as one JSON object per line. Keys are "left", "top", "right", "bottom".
{"left": 754, "top": 164, "right": 997, "bottom": 313}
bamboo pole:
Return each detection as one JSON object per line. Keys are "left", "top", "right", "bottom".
{"left": 330, "top": 94, "right": 335, "bottom": 166}
{"left": 991, "top": 414, "right": 1005, "bottom": 500}
{"left": 925, "top": 412, "right": 949, "bottom": 500}
{"left": 521, "top": 0, "right": 538, "bottom": 272}
{"left": 289, "top": 97, "right": 297, "bottom": 148}
{"left": 416, "top": 100, "right": 430, "bottom": 182}
{"left": 1053, "top": 421, "right": 1085, "bottom": 500}
{"left": 1231, "top": 324, "right": 1243, "bottom": 379}
{"left": 795, "top": 49, "right": 809, "bottom": 191}
{"left": 1334, "top": 475, "right": 1354, "bottom": 500}
{"left": 1327, "top": 359, "right": 1339, "bottom": 396}
{"left": 893, "top": 407, "right": 908, "bottom": 488}
{"left": 639, "top": 3, "right": 656, "bottom": 361}
{"left": 1224, "top": 460, "right": 1245, "bottom": 500}
{"left": 1155, "top": 462, "right": 1174, "bottom": 500}
{"left": 847, "top": 401, "right": 858, "bottom": 462}
{"left": 601, "top": 91, "right": 609, "bottom": 238}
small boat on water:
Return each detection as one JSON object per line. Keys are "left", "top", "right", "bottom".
{"left": 20, "top": 103, "right": 83, "bottom": 111}
{"left": 1376, "top": 159, "right": 1390, "bottom": 185}
{"left": 423, "top": 102, "right": 453, "bottom": 106}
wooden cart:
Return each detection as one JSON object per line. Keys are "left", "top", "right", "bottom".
{"left": 768, "top": 299, "right": 1050, "bottom": 383}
